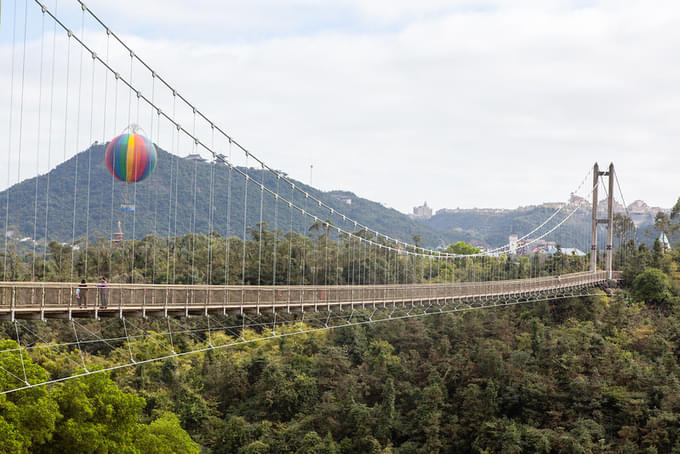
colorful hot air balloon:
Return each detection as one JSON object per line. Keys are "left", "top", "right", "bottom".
{"left": 105, "top": 132, "right": 157, "bottom": 183}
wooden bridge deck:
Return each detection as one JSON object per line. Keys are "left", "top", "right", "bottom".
{"left": 0, "top": 271, "right": 618, "bottom": 320}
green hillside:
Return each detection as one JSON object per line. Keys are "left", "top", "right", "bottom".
{"left": 0, "top": 144, "right": 446, "bottom": 247}
{"left": 0, "top": 144, "right": 657, "bottom": 251}
{"left": 422, "top": 207, "right": 593, "bottom": 250}
{"left": 421, "top": 206, "right": 657, "bottom": 251}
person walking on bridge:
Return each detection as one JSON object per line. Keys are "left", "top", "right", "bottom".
{"left": 76, "top": 279, "right": 88, "bottom": 307}
{"left": 97, "top": 277, "right": 109, "bottom": 308}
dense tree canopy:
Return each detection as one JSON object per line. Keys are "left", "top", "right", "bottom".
{"left": 0, "top": 341, "right": 198, "bottom": 454}
{"left": 632, "top": 267, "right": 672, "bottom": 306}
{"left": 1, "top": 212, "right": 680, "bottom": 451}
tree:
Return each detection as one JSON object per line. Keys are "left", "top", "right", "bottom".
{"left": 135, "top": 412, "right": 200, "bottom": 454}
{"left": 446, "top": 241, "right": 480, "bottom": 255}
{"left": 670, "top": 197, "right": 680, "bottom": 221}
{"left": 41, "top": 372, "right": 147, "bottom": 452}
{"left": 0, "top": 340, "right": 59, "bottom": 454}
{"left": 654, "top": 211, "right": 678, "bottom": 241}
{"left": 238, "top": 440, "right": 269, "bottom": 454}
{"left": 215, "top": 416, "right": 253, "bottom": 454}
{"left": 613, "top": 213, "right": 635, "bottom": 249}
{"left": 298, "top": 431, "right": 340, "bottom": 454}
{"left": 632, "top": 268, "right": 672, "bottom": 306}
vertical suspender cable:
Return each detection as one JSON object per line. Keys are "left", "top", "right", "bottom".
{"left": 363, "top": 235, "right": 367, "bottom": 286}
{"left": 99, "top": 28, "right": 109, "bottom": 279}
{"left": 385, "top": 239, "right": 390, "bottom": 286}
{"left": 3, "top": 0, "right": 18, "bottom": 282}
{"left": 134, "top": 89, "right": 142, "bottom": 279}
{"left": 84, "top": 41, "right": 96, "bottom": 280}
{"left": 129, "top": 56, "right": 138, "bottom": 283}
{"left": 43, "top": 0, "right": 59, "bottom": 280}
{"left": 325, "top": 222, "right": 329, "bottom": 287}
{"left": 14, "top": 0, "right": 28, "bottom": 281}
{"left": 32, "top": 9, "right": 47, "bottom": 280}
{"left": 287, "top": 182, "right": 293, "bottom": 287}
{"left": 313, "top": 211, "right": 319, "bottom": 286}
{"left": 358, "top": 237, "right": 362, "bottom": 286}
{"left": 171, "top": 98, "right": 179, "bottom": 284}
{"left": 257, "top": 164, "right": 264, "bottom": 285}
{"left": 190, "top": 111, "right": 198, "bottom": 285}
{"left": 350, "top": 230, "right": 355, "bottom": 287}
{"left": 272, "top": 174, "right": 280, "bottom": 285}
{"left": 153, "top": 95, "right": 161, "bottom": 283}
{"left": 374, "top": 234, "right": 379, "bottom": 285}
{"left": 364, "top": 236, "right": 368, "bottom": 286}
{"left": 311, "top": 219, "right": 317, "bottom": 287}
{"left": 108, "top": 58, "right": 117, "bottom": 281}
{"left": 165, "top": 96, "right": 176, "bottom": 285}
{"left": 301, "top": 194, "right": 308, "bottom": 285}
{"left": 149, "top": 74, "right": 157, "bottom": 283}
{"left": 59, "top": 26, "right": 72, "bottom": 281}
{"left": 70, "top": 8, "right": 85, "bottom": 282}
{"left": 241, "top": 153, "right": 249, "bottom": 284}
{"left": 394, "top": 240, "right": 399, "bottom": 284}
{"left": 207, "top": 126, "right": 215, "bottom": 285}
{"left": 337, "top": 228, "right": 342, "bottom": 285}
{"left": 225, "top": 139, "right": 233, "bottom": 285}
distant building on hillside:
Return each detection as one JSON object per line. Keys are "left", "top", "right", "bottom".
{"left": 412, "top": 202, "right": 433, "bottom": 219}
{"left": 185, "top": 153, "right": 207, "bottom": 162}
{"left": 509, "top": 233, "right": 519, "bottom": 254}
{"left": 329, "top": 192, "right": 353, "bottom": 205}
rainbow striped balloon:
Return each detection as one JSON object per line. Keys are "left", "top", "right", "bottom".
{"left": 105, "top": 133, "right": 157, "bottom": 183}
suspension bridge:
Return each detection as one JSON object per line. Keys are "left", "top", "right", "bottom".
{"left": 0, "top": 0, "right": 635, "bottom": 393}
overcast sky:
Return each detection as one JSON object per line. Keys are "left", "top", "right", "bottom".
{"left": 2, "top": 0, "right": 679, "bottom": 213}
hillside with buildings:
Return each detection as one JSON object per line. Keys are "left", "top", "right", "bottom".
{"left": 411, "top": 195, "right": 662, "bottom": 251}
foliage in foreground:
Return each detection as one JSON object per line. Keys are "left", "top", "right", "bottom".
{"left": 5, "top": 289, "right": 678, "bottom": 452}
{"left": 0, "top": 339, "right": 199, "bottom": 454}
{"left": 1, "top": 238, "right": 680, "bottom": 452}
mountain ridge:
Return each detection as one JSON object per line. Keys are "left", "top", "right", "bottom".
{"left": 0, "top": 144, "right": 662, "bottom": 250}
{"left": 0, "top": 144, "right": 448, "bottom": 248}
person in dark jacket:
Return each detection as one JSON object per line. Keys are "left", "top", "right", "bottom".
{"left": 76, "top": 279, "right": 88, "bottom": 307}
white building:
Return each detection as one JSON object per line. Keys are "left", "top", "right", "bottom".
{"left": 412, "top": 202, "right": 433, "bottom": 219}
{"left": 659, "top": 232, "right": 672, "bottom": 252}
{"left": 185, "top": 153, "right": 207, "bottom": 162}
{"left": 509, "top": 233, "right": 519, "bottom": 255}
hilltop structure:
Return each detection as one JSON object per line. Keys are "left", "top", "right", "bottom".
{"left": 412, "top": 202, "right": 433, "bottom": 219}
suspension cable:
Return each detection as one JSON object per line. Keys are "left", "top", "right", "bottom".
{"left": 31, "top": 0, "right": 598, "bottom": 264}
{"left": 34, "top": 0, "right": 576, "bottom": 260}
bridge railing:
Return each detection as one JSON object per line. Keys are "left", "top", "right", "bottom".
{"left": 0, "top": 271, "right": 613, "bottom": 312}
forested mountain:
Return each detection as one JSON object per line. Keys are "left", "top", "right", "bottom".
{"left": 0, "top": 144, "right": 663, "bottom": 251}
{"left": 0, "top": 144, "right": 446, "bottom": 247}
